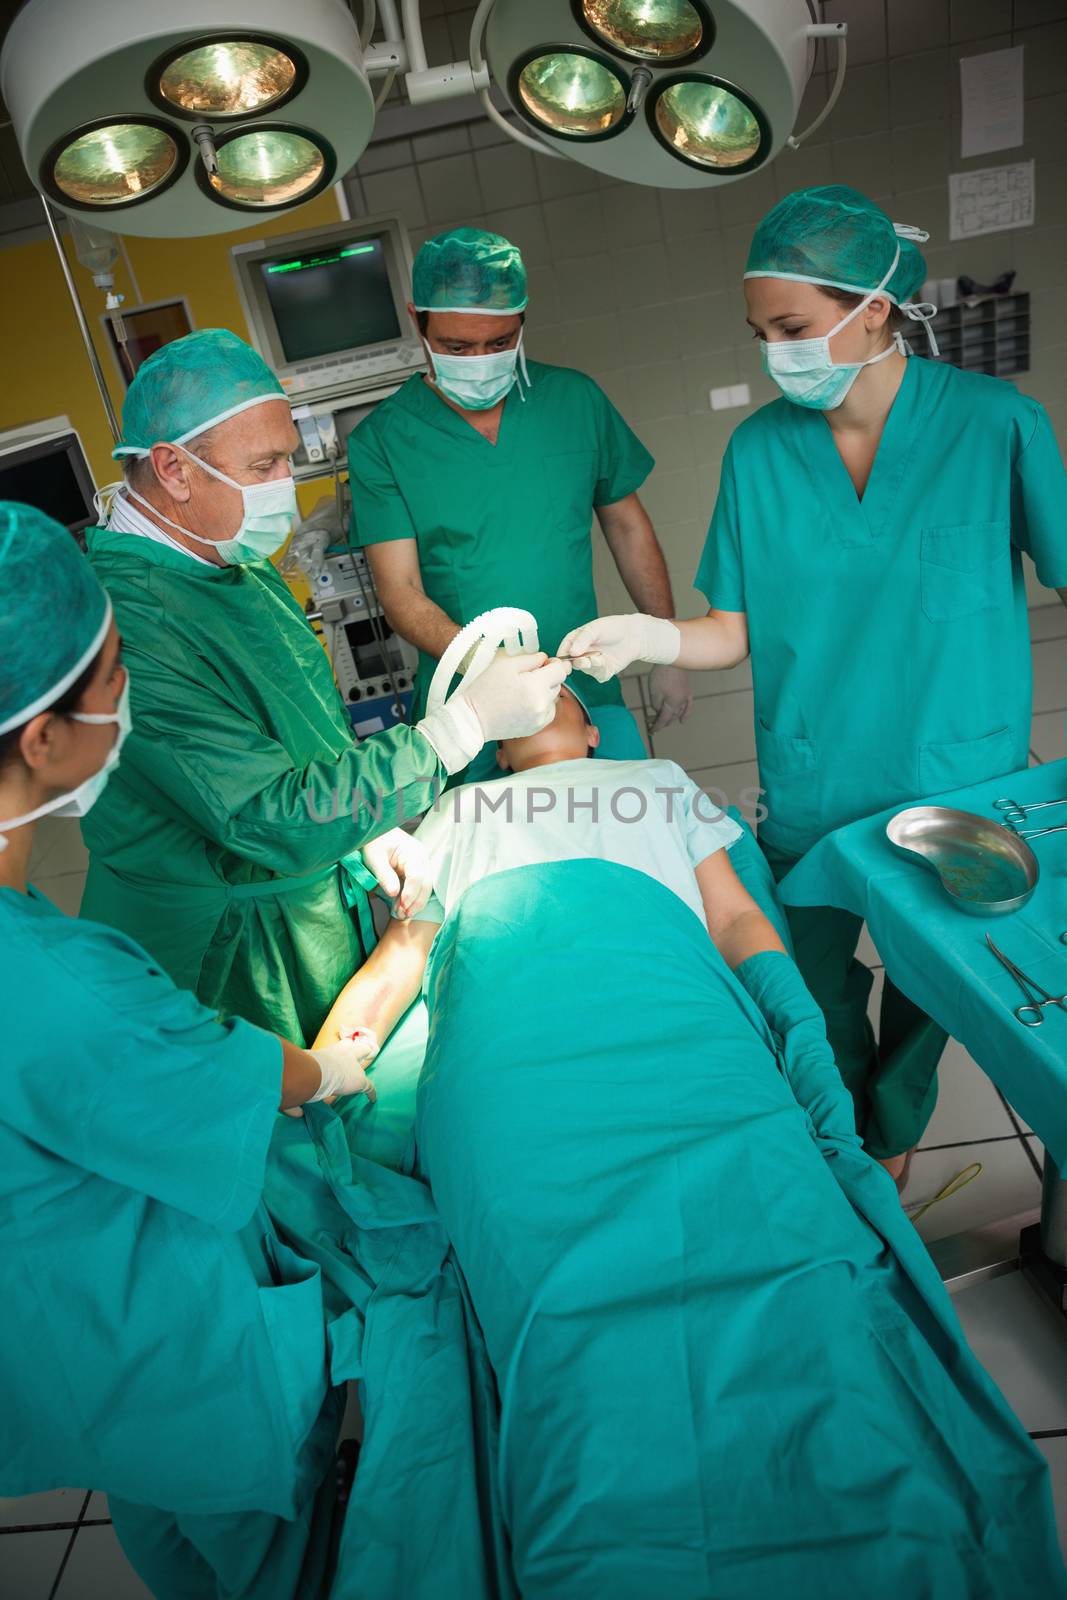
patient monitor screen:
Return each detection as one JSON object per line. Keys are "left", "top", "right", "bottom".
{"left": 259, "top": 236, "right": 402, "bottom": 363}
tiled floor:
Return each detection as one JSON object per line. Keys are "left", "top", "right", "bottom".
{"left": 5, "top": 603, "right": 1067, "bottom": 1593}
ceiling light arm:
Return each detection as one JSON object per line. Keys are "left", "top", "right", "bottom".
{"left": 466, "top": 0, "right": 565, "bottom": 158}
{"left": 400, "top": 0, "right": 428, "bottom": 73}
{"left": 396, "top": 0, "right": 491, "bottom": 105}
{"left": 40, "top": 197, "right": 121, "bottom": 443}
{"left": 787, "top": 21, "right": 847, "bottom": 150}
{"left": 357, "top": 0, "right": 377, "bottom": 49}
{"left": 362, "top": 0, "right": 406, "bottom": 104}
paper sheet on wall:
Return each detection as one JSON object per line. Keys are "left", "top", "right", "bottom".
{"left": 959, "top": 45, "right": 1024, "bottom": 159}
{"left": 949, "top": 160, "right": 1034, "bottom": 241}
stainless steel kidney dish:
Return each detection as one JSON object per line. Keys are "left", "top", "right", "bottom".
{"left": 886, "top": 806, "right": 1039, "bottom": 915}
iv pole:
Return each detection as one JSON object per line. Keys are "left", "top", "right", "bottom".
{"left": 40, "top": 196, "right": 122, "bottom": 443}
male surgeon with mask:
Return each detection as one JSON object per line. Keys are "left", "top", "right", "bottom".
{"left": 81, "top": 329, "right": 569, "bottom": 1045}
{"left": 561, "top": 185, "right": 1067, "bottom": 1184}
{"left": 347, "top": 226, "right": 692, "bottom": 776}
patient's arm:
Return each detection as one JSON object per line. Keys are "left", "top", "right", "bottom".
{"left": 698, "top": 850, "right": 858, "bottom": 1142}
{"left": 312, "top": 917, "right": 440, "bottom": 1051}
{"left": 695, "top": 849, "right": 786, "bottom": 968}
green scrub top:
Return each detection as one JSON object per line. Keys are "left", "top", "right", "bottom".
{"left": 347, "top": 360, "right": 654, "bottom": 716}
{"left": 81, "top": 527, "right": 443, "bottom": 1045}
{"left": 0, "top": 886, "right": 339, "bottom": 1518}
{"left": 696, "top": 358, "right": 1067, "bottom": 856}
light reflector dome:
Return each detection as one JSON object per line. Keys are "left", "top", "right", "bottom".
{"left": 49, "top": 119, "right": 183, "bottom": 207}
{"left": 651, "top": 78, "right": 764, "bottom": 169}
{"left": 485, "top": 0, "right": 815, "bottom": 190}
{"left": 516, "top": 50, "right": 628, "bottom": 138}
{"left": 204, "top": 125, "right": 331, "bottom": 209}
{"left": 1, "top": 0, "right": 373, "bottom": 235}
{"left": 154, "top": 38, "right": 303, "bottom": 119}
{"left": 579, "top": 0, "right": 706, "bottom": 63}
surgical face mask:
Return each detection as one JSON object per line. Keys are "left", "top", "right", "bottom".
{"left": 760, "top": 247, "right": 905, "bottom": 412}
{"left": 426, "top": 334, "right": 527, "bottom": 411}
{"left": 0, "top": 675, "right": 131, "bottom": 848}
{"left": 127, "top": 448, "right": 298, "bottom": 565}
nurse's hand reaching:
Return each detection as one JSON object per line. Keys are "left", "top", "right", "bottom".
{"left": 361, "top": 828, "right": 433, "bottom": 918}
{"left": 558, "top": 614, "right": 681, "bottom": 682}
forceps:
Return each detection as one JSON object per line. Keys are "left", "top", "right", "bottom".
{"left": 986, "top": 933, "right": 1067, "bottom": 1027}
{"left": 994, "top": 794, "right": 1067, "bottom": 830}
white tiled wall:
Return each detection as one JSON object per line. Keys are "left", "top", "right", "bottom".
{"left": 344, "top": 0, "right": 1067, "bottom": 779}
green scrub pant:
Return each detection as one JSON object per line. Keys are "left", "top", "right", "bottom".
{"left": 762, "top": 841, "right": 947, "bottom": 1160}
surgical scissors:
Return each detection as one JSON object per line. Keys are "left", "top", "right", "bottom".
{"left": 994, "top": 794, "right": 1067, "bottom": 828}
{"left": 986, "top": 934, "right": 1067, "bottom": 1027}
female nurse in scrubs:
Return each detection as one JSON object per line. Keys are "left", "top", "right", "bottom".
{"left": 561, "top": 185, "right": 1067, "bottom": 1181}
{"left": 0, "top": 503, "right": 384, "bottom": 1595}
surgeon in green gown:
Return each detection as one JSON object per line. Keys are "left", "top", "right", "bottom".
{"left": 560, "top": 185, "right": 1067, "bottom": 1177}
{"left": 80, "top": 329, "right": 569, "bottom": 1044}
{"left": 347, "top": 226, "right": 693, "bottom": 778}
{"left": 0, "top": 504, "right": 509, "bottom": 1600}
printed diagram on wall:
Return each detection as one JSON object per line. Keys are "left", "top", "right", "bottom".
{"left": 949, "top": 160, "right": 1035, "bottom": 241}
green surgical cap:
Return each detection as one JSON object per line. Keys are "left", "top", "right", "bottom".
{"left": 0, "top": 502, "right": 111, "bottom": 735}
{"left": 744, "top": 185, "right": 928, "bottom": 306}
{"left": 412, "top": 227, "right": 528, "bottom": 313}
{"left": 113, "top": 328, "right": 285, "bottom": 459}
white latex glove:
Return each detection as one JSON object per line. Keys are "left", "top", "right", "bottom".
{"left": 464, "top": 651, "right": 571, "bottom": 739}
{"left": 361, "top": 828, "right": 432, "bottom": 919}
{"left": 648, "top": 663, "right": 694, "bottom": 732}
{"left": 557, "top": 614, "right": 681, "bottom": 682}
{"left": 416, "top": 652, "right": 571, "bottom": 773}
{"left": 309, "top": 1032, "right": 379, "bottom": 1104}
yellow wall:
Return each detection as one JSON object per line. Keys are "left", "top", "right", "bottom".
{"left": 0, "top": 191, "right": 342, "bottom": 511}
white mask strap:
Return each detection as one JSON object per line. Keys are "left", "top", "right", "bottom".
{"left": 900, "top": 301, "right": 941, "bottom": 357}
{"left": 94, "top": 481, "right": 123, "bottom": 522}
{"left": 124, "top": 448, "right": 236, "bottom": 550}
{"left": 826, "top": 242, "right": 901, "bottom": 340}
{"left": 516, "top": 331, "right": 529, "bottom": 402}
{"left": 177, "top": 444, "right": 242, "bottom": 493}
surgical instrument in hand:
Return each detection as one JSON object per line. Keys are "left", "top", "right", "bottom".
{"left": 994, "top": 794, "right": 1067, "bottom": 829}
{"left": 986, "top": 934, "right": 1067, "bottom": 1027}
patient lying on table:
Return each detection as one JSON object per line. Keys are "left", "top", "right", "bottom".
{"left": 318, "top": 687, "right": 1067, "bottom": 1600}
{"left": 387, "top": 682, "right": 783, "bottom": 961}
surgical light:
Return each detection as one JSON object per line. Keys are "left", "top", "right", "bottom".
{"left": 578, "top": 0, "right": 707, "bottom": 64}
{"left": 48, "top": 119, "right": 184, "bottom": 208}
{"left": 481, "top": 0, "right": 848, "bottom": 189}
{"left": 515, "top": 50, "right": 629, "bottom": 139}
{"left": 153, "top": 38, "right": 305, "bottom": 120}
{"left": 651, "top": 78, "right": 764, "bottom": 170}
{"left": 203, "top": 127, "right": 331, "bottom": 210}
{"left": 0, "top": 0, "right": 374, "bottom": 237}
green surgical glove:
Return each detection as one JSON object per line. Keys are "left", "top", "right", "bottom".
{"left": 734, "top": 950, "right": 860, "bottom": 1146}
